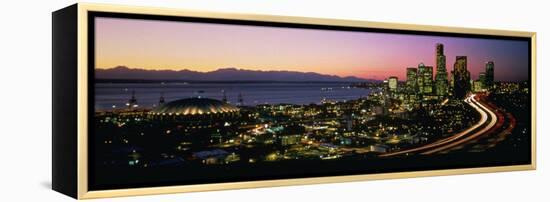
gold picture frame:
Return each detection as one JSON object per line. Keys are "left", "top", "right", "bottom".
{"left": 52, "top": 3, "right": 536, "bottom": 199}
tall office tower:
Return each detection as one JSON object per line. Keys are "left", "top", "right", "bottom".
{"left": 452, "top": 56, "right": 471, "bottom": 99}
{"left": 423, "top": 66, "right": 434, "bottom": 94}
{"left": 449, "top": 73, "right": 454, "bottom": 90}
{"left": 485, "top": 61, "right": 495, "bottom": 89}
{"left": 388, "top": 76, "right": 398, "bottom": 92}
{"left": 406, "top": 67, "right": 418, "bottom": 92}
{"left": 436, "top": 43, "right": 444, "bottom": 55}
{"left": 417, "top": 63, "right": 427, "bottom": 94}
{"left": 435, "top": 43, "right": 449, "bottom": 96}
{"left": 478, "top": 72, "right": 486, "bottom": 89}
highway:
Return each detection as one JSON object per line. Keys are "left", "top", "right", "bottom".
{"left": 379, "top": 94, "right": 498, "bottom": 157}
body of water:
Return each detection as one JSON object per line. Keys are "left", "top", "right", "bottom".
{"left": 95, "top": 82, "right": 374, "bottom": 110}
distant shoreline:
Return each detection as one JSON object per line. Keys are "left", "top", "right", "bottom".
{"left": 95, "top": 79, "right": 381, "bottom": 84}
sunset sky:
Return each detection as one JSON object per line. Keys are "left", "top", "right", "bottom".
{"left": 95, "top": 17, "right": 529, "bottom": 81}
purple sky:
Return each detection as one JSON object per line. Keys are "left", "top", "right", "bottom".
{"left": 96, "top": 17, "right": 529, "bottom": 81}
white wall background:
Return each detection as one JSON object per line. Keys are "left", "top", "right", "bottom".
{"left": 0, "top": 0, "right": 547, "bottom": 201}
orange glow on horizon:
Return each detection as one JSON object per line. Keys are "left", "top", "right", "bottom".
{"left": 94, "top": 16, "right": 529, "bottom": 81}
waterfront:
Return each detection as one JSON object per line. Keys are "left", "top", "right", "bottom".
{"left": 91, "top": 79, "right": 531, "bottom": 189}
{"left": 95, "top": 82, "right": 375, "bottom": 110}
{"left": 90, "top": 17, "right": 532, "bottom": 189}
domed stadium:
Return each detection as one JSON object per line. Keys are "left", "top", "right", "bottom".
{"left": 146, "top": 97, "right": 242, "bottom": 146}
{"left": 150, "top": 97, "right": 239, "bottom": 116}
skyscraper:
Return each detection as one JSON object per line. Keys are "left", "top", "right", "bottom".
{"left": 406, "top": 67, "right": 418, "bottom": 92}
{"left": 485, "top": 61, "right": 495, "bottom": 89}
{"left": 417, "top": 63, "right": 434, "bottom": 95}
{"left": 416, "top": 63, "right": 428, "bottom": 94}
{"left": 422, "top": 65, "right": 434, "bottom": 94}
{"left": 388, "top": 76, "right": 398, "bottom": 92}
{"left": 405, "top": 67, "right": 419, "bottom": 110}
{"left": 435, "top": 43, "right": 449, "bottom": 96}
{"left": 449, "top": 72, "right": 454, "bottom": 90}
{"left": 478, "top": 72, "right": 486, "bottom": 89}
{"left": 452, "top": 56, "right": 471, "bottom": 98}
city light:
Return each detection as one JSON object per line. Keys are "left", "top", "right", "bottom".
{"left": 93, "top": 43, "right": 530, "bottom": 173}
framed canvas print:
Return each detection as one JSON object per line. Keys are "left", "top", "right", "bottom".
{"left": 52, "top": 3, "right": 536, "bottom": 199}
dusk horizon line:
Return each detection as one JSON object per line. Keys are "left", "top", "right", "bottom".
{"left": 97, "top": 65, "right": 372, "bottom": 80}
{"left": 96, "top": 60, "right": 529, "bottom": 82}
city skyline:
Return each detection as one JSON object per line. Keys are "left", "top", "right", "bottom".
{"left": 90, "top": 15, "right": 532, "bottom": 190}
{"left": 96, "top": 17, "right": 529, "bottom": 81}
